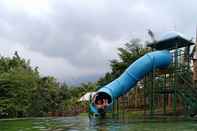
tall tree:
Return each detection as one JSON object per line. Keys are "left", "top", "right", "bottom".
{"left": 97, "top": 39, "right": 150, "bottom": 87}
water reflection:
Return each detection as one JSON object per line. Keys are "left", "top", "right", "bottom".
{"left": 0, "top": 116, "right": 197, "bottom": 131}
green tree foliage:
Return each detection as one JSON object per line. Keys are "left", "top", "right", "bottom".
{"left": 0, "top": 52, "right": 40, "bottom": 117}
{"left": 97, "top": 39, "right": 150, "bottom": 87}
{"left": 0, "top": 52, "right": 74, "bottom": 118}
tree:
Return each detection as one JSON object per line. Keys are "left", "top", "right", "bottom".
{"left": 97, "top": 38, "right": 150, "bottom": 88}
{"left": 0, "top": 52, "right": 68, "bottom": 118}
{"left": 0, "top": 52, "right": 40, "bottom": 117}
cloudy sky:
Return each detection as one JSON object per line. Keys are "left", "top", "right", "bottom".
{"left": 0, "top": 0, "right": 197, "bottom": 84}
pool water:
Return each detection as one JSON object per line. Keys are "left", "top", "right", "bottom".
{"left": 0, "top": 116, "right": 197, "bottom": 131}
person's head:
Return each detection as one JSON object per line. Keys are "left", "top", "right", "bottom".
{"left": 97, "top": 99, "right": 103, "bottom": 105}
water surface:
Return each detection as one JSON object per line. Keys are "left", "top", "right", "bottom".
{"left": 0, "top": 116, "right": 197, "bottom": 131}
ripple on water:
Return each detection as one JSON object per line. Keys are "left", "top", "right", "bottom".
{"left": 0, "top": 116, "right": 197, "bottom": 131}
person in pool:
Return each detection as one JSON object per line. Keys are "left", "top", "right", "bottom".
{"left": 94, "top": 96, "right": 109, "bottom": 109}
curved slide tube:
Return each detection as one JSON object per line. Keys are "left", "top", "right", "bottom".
{"left": 90, "top": 50, "right": 172, "bottom": 116}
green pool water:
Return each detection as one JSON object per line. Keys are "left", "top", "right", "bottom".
{"left": 0, "top": 116, "right": 197, "bottom": 131}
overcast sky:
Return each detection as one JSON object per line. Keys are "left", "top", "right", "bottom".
{"left": 0, "top": 0, "right": 197, "bottom": 84}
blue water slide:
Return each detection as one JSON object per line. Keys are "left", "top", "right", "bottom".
{"left": 90, "top": 50, "right": 172, "bottom": 116}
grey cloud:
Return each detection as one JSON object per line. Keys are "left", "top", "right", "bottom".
{"left": 0, "top": 0, "right": 197, "bottom": 84}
